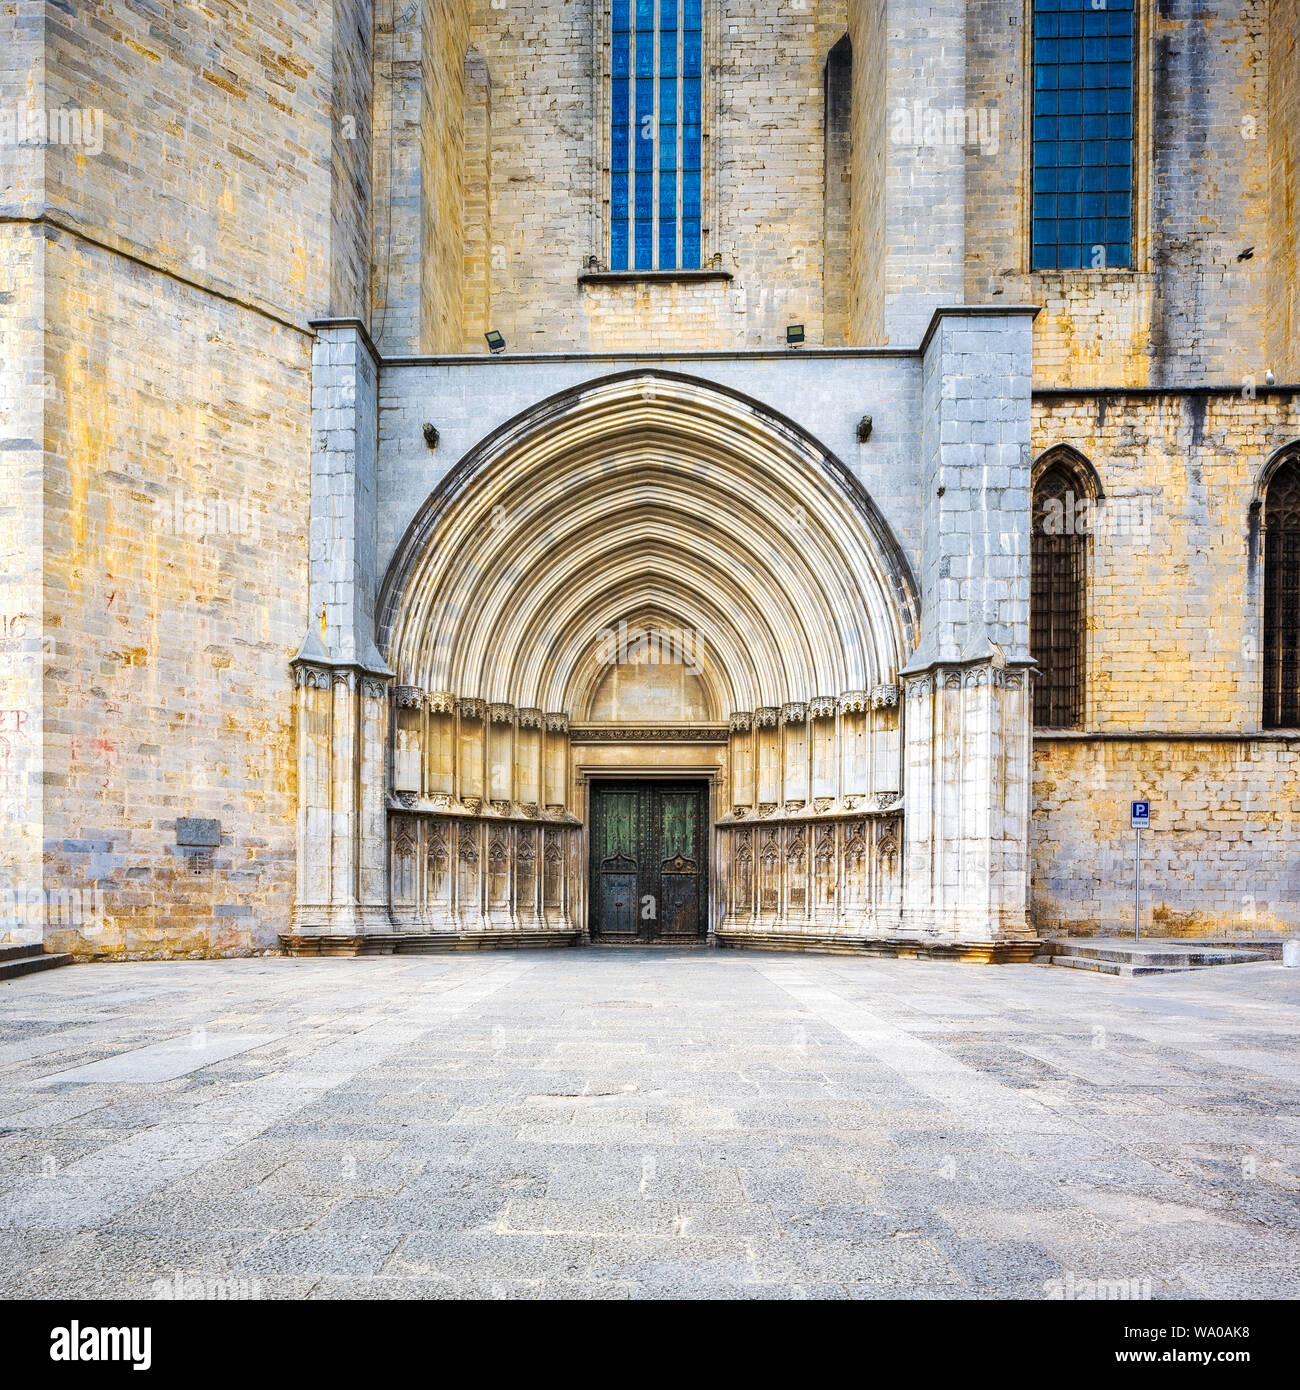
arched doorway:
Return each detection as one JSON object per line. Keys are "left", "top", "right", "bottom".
{"left": 369, "top": 370, "right": 919, "bottom": 943}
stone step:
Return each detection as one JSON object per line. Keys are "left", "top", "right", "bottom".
{"left": 1044, "top": 938, "right": 1276, "bottom": 977}
{"left": 0, "top": 949, "right": 75, "bottom": 981}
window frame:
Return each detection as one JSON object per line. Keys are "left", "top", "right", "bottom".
{"left": 1260, "top": 448, "right": 1300, "bottom": 731}
{"left": 1023, "top": 0, "right": 1151, "bottom": 276}
{"left": 597, "top": 0, "right": 715, "bottom": 275}
{"left": 1030, "top": 446, "right": 1102, "bottom": 730}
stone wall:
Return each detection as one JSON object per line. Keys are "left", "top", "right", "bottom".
{"left": 1028, "top": 389, "right": 1300, "bottom": 938}
{"left": 0, "top": 0, "right": 361, "bottom": 956}
{"left": 1031, "top": 390, "right": 1300, "bottom": 731}
{"left": 1032, "top": 736, "right": 1300, "bottom": 937}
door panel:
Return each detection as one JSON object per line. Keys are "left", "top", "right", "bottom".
{"left": 590, "top": 781, "right": 708, "bottom": 941}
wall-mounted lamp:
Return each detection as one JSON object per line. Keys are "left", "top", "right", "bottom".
{"left": 485, "top": 330, "right": 506, "bottom": 354}
{"left": 857, "top": 414, "right": 873, "bottom": 442}
{"left": 785, "top": 324, "right": 805, "bottom": 348}
{"left": 422, "top": 422, "right": 439, "bottom": 450}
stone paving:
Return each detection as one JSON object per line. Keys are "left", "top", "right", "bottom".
{"left": 0, "top": 949, "right": 1297, "bottom": 1300}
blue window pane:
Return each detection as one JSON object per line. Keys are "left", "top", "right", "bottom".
{"left": 613, "top": 36, "right": 630, "bottom": 79}
{"left": 635, "top": 220, "right": 653, "bottom": 270}
{"left": 609, "top": 1, "right": 703, "bottom": 271}
{"left": 1032, "top": 0, "right": 1133, "bottom": 271}
{"left": 682, "top": 170, "right": 701, "bottom": 219}
{"left": 611, "top": 224, "right": 629, "bottom": 271}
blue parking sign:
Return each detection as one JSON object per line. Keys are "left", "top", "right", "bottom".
{"left": 1131, "top": 801, "right": 1150, "bottom": 828}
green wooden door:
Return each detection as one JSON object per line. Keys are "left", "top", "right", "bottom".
{"left": 589, "top": 781, "right": 708, "bottom": 941}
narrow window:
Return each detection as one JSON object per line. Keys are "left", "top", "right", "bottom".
{"left": 1263, "top": 455, "right": 1300, "bottom": 728}
{"left": 1031, "top": 0, "right": 1134, "bottom": 271}
{"left": 611, "top": 0, "right": 703, "bottom": 271}
{"left": 1031, "top": 462, "right": 1087, "bottom": 728}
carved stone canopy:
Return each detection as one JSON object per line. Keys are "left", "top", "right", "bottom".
{"left": 517, "top": 707, "right": 544, "bottom": 729}
{"left": 543, "top": 712, "right": 569, "bottom": 732}
{"left": 457, "top": 697, "right": 486, "bottom": 719}
{"left": 870, "top": 682, "right": 900, "bottom": 709}
{"left": 427, "top": 691, "right": 456, "bottom": 714}
{"left": 780, "top": 702, "right": 807, "bottom": 724}
{"left": 754, "top": 707, "right": 779, "bottom": 728}
{"left": 808, "top": 696, "right": 837, "bottom": 719}
{"left": 839, "top": 690, "right": 870, "bottom": 713}
{"left": 729, "top": 711, "right": 753, "bottom": 732}
{"left": 488, "top": 702, "right": 516, "bottom": 724}
{"left": 394, "top": 684, "right": 424, "bottom": 708}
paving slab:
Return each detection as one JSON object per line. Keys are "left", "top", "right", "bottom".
{"left": 0, "top": 949, "right": 1295, "bottom": 1299}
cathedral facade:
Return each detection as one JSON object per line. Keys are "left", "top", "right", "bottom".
{"left": 2, "top": 1, "right": 1298, "bottom": 960}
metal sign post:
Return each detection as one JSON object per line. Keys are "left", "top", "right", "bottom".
{"left": 1130, "top": 801, "right": 1150, "bottom": 941}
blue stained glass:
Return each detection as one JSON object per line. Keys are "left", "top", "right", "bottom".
{"left": 635, "top": 220, "right": 653, "bottom": 270}
{"left": 682, "top": 170, "right": 701, "bottom": 219}
{"left": 682, "top": 125, "right": 701, "bottom": 172}
{"left": 608, "top": 1, "right": 703, "bottom": 271}
{"left": 1032, "top": 0, "right": 1132, "bottom": 270}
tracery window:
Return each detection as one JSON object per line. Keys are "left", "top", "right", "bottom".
{"left": 610, "top": 0, "right": 703, "bottom": 270}
{"left": 1031, "top": 0, "right": 1134, "bottom": 270}
{"left": 1263, "top": 454, "right": 1300, "bottom": 729}
{"left": 1031, "top": 459, "right": 1088, "bottom": 728}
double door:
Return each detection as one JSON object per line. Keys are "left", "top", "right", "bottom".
{"left": 589, "top": 780, "right": 708, "bottom": 941}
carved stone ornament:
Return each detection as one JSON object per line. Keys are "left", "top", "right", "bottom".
{"left": 870, "top": 682, "right": 900, "bottom": 709}
{"left": 427, "top": 691, "right": 456, "bottom": 715}
{"left": 755, "top": 707, "right": 779, "bottom": 728}
{"left": 361, "top": 676, "right": 389, "bottom": 700}
{"left": 780, "top": 702, "right": 807, "bottom": 724}
{"left": 808, "top": 696, "right": 837, "bottom": 719}
{"left": 394, "top": 685, "right": 424, "bottom": 708}
{"left": 839, "top": 689, "right": 869, "bottom": 713}
{"left": 813, "top": 797, "right": 833, "bottom": 813}
{"left": 517, "top": 707, "right": 544, "bottom": 729}
{"left": 462, "top": 796, "right": 482, "bottom": 815}
{"left": 489, "top": 703, "right": 515, "bottom": 724}
{"left": 874, "top": 790, "right": 902, "bottom": 810}
{"left": 457, "top": 698, "right": 486, "bottom": 719}
{"left": 729, "top": 711, "right": 753, "bottom": 732}
{"left": 544, "top": 712, "right": 569, "bottom": 733}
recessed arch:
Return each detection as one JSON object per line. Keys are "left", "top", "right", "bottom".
{"left": 377, "top": 370, "right": 920, "bottom": 717}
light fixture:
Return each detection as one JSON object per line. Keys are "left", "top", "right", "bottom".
{"left": 786, "top": 324, "right": 805, "bottom": 348}
{"left": 422, "top": 422, "right": 439, "bottom": 450}
{"left": 485, "top": 330, "right": 506, "bottom": 354}
{"left": 857, "top": 414, "right": 873, "bottom": 442}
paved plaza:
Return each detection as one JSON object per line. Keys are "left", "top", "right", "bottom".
{"left": 0, "top": 949, "right": 1297, "bottom": 1300}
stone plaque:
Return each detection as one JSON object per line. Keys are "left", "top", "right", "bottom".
{"left": 176, "top": 817, "right": 221, "bottom": 848}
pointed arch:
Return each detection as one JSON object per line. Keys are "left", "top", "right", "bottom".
{"left": 1030, "top": 445, "right": 1098, "bottom": 729}
{"left": 1260, "top": 440, "right": 1300, "bottom": 728}
{"left": 376, "top": 370, "right": 920, "bottom": 717}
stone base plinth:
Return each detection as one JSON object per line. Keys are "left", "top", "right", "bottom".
{"left": 715, "top": 930, "right": 1041, "bottom": 964}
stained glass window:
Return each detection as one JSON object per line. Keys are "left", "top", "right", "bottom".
{"left": 611, "top": 0, "right": 703, "bottom": 270}
{"left": 1263, "top": 455, "right": 1300, "bottom": 729}
{"left": 1031, "top": 0, "right": 1134, "bottom": 271}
